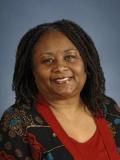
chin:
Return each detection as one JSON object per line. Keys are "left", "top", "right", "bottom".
{"left": 54, "top": 90, "right": 78, "bottom": 98}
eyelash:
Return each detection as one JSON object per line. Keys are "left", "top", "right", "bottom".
{"left": 64, "top": 55, "right": 77, "bottom": 61}
{"left": 41, "top": 58, "right": 54, "bottom": 64}
{"left": 41, "top": 55, "right": 78, "bottom": 65}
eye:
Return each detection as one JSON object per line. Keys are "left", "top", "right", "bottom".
{"left": 41, "top": 58, "right": 54, "bottom": 65}
{"left": 64, "top": 55, "right": 78, "bottom": 62}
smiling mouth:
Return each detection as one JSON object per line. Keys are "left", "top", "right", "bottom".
{"left": 52, "top": 77, "right": 73, "bottom": 84}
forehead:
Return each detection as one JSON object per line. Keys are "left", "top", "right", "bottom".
{"left": 33, "top": 31, "right": 77, "bottom": 53}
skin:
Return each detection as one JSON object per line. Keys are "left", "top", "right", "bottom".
{"left": 33, "top": 31, "right": 87, "bottom": 101}
{"left": 32, "top": 31, "right": 97, "bottom": 143}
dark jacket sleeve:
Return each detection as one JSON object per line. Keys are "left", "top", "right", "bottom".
{"left": 0, "top": 110, "right": 34, "bottom": 160}
{"left": 103, "top": 96, "right": 120, "bottom": 153}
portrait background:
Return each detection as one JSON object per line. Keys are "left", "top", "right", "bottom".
{"left": 0, "top": 0, "right": 120, "bottom": 118}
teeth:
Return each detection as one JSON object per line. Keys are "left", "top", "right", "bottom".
{"left": 55, "top": 77, "right": 69, "bottom": 83}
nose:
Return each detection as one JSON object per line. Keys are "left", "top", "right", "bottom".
{"left": 52, "top": 59, "right": 68, "bottom": 72}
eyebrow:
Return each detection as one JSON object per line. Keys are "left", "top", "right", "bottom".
{"left": 64, "top": 48, "right": 78, "bottom": 52}
{"left": 40, "top": 48, "right": 78, "bottom": 54}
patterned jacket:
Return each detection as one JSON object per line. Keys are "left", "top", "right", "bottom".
{"left": 0, "top": 96, "right": 120, "bottom": 160}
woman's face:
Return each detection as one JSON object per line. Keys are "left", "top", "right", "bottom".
{"left": 32, "top": 31, "right": 87, "bottom": 100}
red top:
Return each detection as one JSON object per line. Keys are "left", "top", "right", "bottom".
{"left": 69, "top": 128, "right": 109, "bottom": 159}
{"left": 36, "top": 101, "right": 120, "bottom": 160}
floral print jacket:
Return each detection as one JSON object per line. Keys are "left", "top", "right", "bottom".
{"left": 0, "top": 96, "right": 120, "bottom": 160}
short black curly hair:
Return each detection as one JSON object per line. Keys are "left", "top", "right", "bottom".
{"left": 12, "top": 19, "right": 105, "bottom": 116}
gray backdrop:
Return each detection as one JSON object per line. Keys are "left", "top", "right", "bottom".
{"left": 0, "top": 0, "right": 120, "bottom": 118}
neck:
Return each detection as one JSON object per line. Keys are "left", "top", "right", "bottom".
{"left": 41, "top": 95, "right": 87, "bottom": 116}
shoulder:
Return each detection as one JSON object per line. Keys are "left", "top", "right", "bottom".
{"left": 0, "top": 104, "right": 46, "bottom": 159}
{"left": 101, "top": 95, "right": 120, "bottom": 126}
{"left": 102, "top": 96, "right": 120, "bottom": 117}
{"left": 0, "top": 103, "right": 42, "bottom": 136}
{"left": 102, "top": 96, "right": 120, "bottom": 151}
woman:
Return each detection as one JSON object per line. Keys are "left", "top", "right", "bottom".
{"left": 0, "top": 19, "right": 120, "bottom": 160}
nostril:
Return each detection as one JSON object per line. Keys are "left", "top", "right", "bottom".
{"left": 53, "top": 66, "right": 68, "bottom": 72}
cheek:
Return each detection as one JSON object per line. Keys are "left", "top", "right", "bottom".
{"left": 73, "top": 62, "right": 86, "bottom": 75}
{"left": 33, "top": 69, "right": 47, "bottom": 85}
{"left": 74, "top": 64, "right": 87, "bottom": 83}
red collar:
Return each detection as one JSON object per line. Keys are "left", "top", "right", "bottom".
{"left": 36, "top": 101, "right": 120, "bottom": 160}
